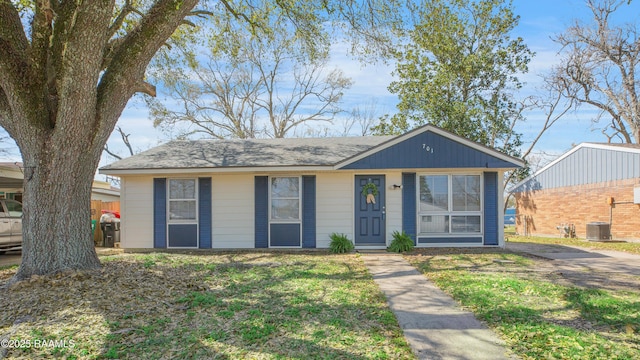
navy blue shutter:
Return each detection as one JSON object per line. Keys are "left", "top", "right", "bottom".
{"left": 198, "top": 178, "right": 212, "bottom": 248}
{"left": 254, "top": 176, "right": 269, "bottom": 248}
{"left": 483, "top": 172, "right": 498, "bottom": 245}
{"left": 402, "top": 173, "right": 417, "bottom": 244}
{"left": 302, "top": 175, "right": 316, "bottom": 248}
{"left": 153, "top": 178, "right": 167, "bottom": 248}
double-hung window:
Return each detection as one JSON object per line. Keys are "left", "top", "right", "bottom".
{"left": 167, "top": 178, "right": 198, "bottom": 248}
{"left": 169, "top": 179, "right": 197, "bottom": 221}
{"left": 418, "top": 174, "right": 481, "bottom": 235}
{"left": 269, "top": 176, "right": 302, "bottom": 247}
{"left": 271, "top": 177, "right": 300, "bottom": 221}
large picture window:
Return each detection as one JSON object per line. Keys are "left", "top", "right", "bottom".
{"left": 271, "top": 177, "right": 300, "bottom": 220}
{"left": 419, "top": 175, "right": 448, "bottom": 212}
{"left": 452, "top": 175, "right": 480, "bottom": 211}
{"left": 168, "top": 179, "right": 197, "bottom": 221}
{"left": 418, "top": 174, "right": 481, "bottom": 234}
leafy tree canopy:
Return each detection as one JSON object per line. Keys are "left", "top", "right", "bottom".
{"left": 376, "top": 0, "right": 532, "bottom": 156}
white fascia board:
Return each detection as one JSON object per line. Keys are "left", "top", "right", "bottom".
{"left": 583, "top": 142, "right": 640, "bottom": 154}
{"left": 403, "top": 167, "right": 517, "bottom": 173}
{"left": 91, "top": 187, "right": 120, "bottom": 196}
{"left": 0, "top": 168, "right": 24, "bottom": 180}
{"left": 333, "top": 124, "right": 525, "bottom": 169}
{"left": 99, "top": 165, "right": 335, "bottom": 176}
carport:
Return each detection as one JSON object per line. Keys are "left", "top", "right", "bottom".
{"left": 0, "top": 162, "right": 23, "bottom": 201}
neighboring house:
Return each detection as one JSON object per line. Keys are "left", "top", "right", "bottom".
{"left": 510, "top": 143, "right": 640, "bottom": 240}
{"left": 0, "top": 162, "right": 24, "bottom": 200}
{"left": 91, "top": 180, "right": 121, "bottom": 202}
{"left": 0, "top": 162, "right": 120, "bottom": 202}
{"left": 99, "top": 125, "right": 523, "bottom": 250}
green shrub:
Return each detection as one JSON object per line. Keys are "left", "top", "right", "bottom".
{"left": 329, "top": 233, "right": 354, "bottom": 253}
{"left": 388, "top": 231, "right": 414, "bottom": 253}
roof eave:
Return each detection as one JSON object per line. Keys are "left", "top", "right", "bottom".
{"left": 99, "top": 165, "right": 337, "bottom": 176}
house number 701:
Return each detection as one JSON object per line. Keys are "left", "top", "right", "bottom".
{"left": 422, "top": 144, "right": 434, "bottom": 154}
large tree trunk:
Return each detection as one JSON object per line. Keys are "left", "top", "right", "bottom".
{"left": 14, "top": 127, "right": 103, "bottom": 280}
{"left": 0, "top": 0, "right": 211, "bottom": 281}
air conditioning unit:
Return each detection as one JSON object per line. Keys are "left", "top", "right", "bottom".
{"left": 586, "top": 222, "right": 610, "bottom": 241}
{"left": 634, "top": 187, "right": 640, "bottom": 204}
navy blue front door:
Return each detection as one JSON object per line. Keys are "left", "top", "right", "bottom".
{"left": 355, "top": 175, "right": 385, "bottom": 245}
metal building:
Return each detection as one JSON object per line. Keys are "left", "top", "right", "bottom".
{"left": 510, "top": 143, "right": 640, "bottom": 240}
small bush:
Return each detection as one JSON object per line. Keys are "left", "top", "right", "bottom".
{"left": 329, "top": 233, "right": 354, "bottom": 253}
{"left": 388, "top": 231, "right": 414, "bottom": 253}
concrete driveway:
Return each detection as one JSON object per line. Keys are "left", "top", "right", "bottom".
{"left": 0, "top": 251, "right": 21, "bottom": 267}
{"left": 0, "top": 248, "right": 123, "bottom": 269}
{"left": 505, "top": 241, "right": 640, "bottom": 276}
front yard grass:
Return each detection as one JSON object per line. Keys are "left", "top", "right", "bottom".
{"left": 507, "top": 234, "right": 640, "bottom": 255}
{"left": 405, "top": 250, "right": 640, "bottom": 359}
{"left": 0, "top": 253, "right": 414, "bottom": 359}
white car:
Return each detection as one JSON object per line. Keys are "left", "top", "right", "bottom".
{"left": 0, "top": 199, "right": 22, "bottom": 254}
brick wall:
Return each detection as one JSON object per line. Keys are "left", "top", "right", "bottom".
{"left": 514, "top": 178, "right": 640, "bottom": 240}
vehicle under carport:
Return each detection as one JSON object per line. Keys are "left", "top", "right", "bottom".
{"left": 0, "top": 163, "right": 24, "bottom": 255}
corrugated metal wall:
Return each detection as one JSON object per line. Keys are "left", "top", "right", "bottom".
{"left": 514, "top": 146, "right": 640, "bottom": 192}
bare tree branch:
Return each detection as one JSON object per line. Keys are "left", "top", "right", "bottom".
{"left": 108, "top": 0, "right": 144, "bottom": 39}
{"left": 103, "top": 126, "right": 135, "bottom": 160}
{"left": 503, "top": 82, "right": 576, "bottom": 210}
{"left": 552, "top": 0, "right": 640, "bottom": 143}
{"left": 149, "top": 12, "right": 352, "bottom": 139}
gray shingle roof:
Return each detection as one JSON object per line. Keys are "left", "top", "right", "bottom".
{"left": 101, "top": 136, "right": 395, "bottom": 170}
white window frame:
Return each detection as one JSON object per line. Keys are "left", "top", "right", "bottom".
{"left": 268, "top": 176, "right": 302, "bottom": 248}
{"left": 416, "top": 172, "right": 483, "bottom": 236}
{"left": 167, "top": 178, "right": 199, "bottom": 249}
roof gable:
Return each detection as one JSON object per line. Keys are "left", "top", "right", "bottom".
{"left": 336, "top": 125, "right": 523, "bottom": 170}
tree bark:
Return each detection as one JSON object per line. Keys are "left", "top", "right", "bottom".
{"left": 14, "top": 121, "right": 103, "bottom": 279}
{"left": 1, "top": 0, "right": 200, "bottom": 281}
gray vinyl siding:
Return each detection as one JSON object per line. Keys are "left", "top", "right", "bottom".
{"left": 513, "top": 146, "right": 640, "bottom": 192}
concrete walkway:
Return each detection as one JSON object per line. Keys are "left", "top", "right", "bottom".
{"left": 362, "top": 253, "right": 515, "bottom": 360}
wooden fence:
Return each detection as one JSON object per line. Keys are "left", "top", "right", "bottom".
{"left": 91, "top": 200, "right": 120, "bottom": 245}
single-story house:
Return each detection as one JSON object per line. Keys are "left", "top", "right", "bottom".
{"left": 0, "top": 162, "right": 23, "bottom": 195}
{"left": 99, "top": 125, "right": 523, "bottom": 249}
{"left": 90, "top": 180, "right": 121, "bottom": 202}
{"left": 510, "top": 143, "right": 640, "bottom": 240}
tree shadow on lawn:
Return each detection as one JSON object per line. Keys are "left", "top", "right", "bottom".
{"left": 507, "top": 241, "right": 611, "bottom": 259}
{"left": 408, "top": 246, "right": 640, "bottom": 294}
{"left": 405, "top": 253, "right": 640, "bottom": 359}
{"left": 483, "top": 290, "right": 640, "bottom": 358}
{"left": 0, "top": 252, "right": 410, "bottom": 359}
{"left": 406, "top": 247, "right": 525, "bottom": 273}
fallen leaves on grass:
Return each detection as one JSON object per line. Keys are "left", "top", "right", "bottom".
{"left": 0, "top": 253, "right": 414, "bottom": 359}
